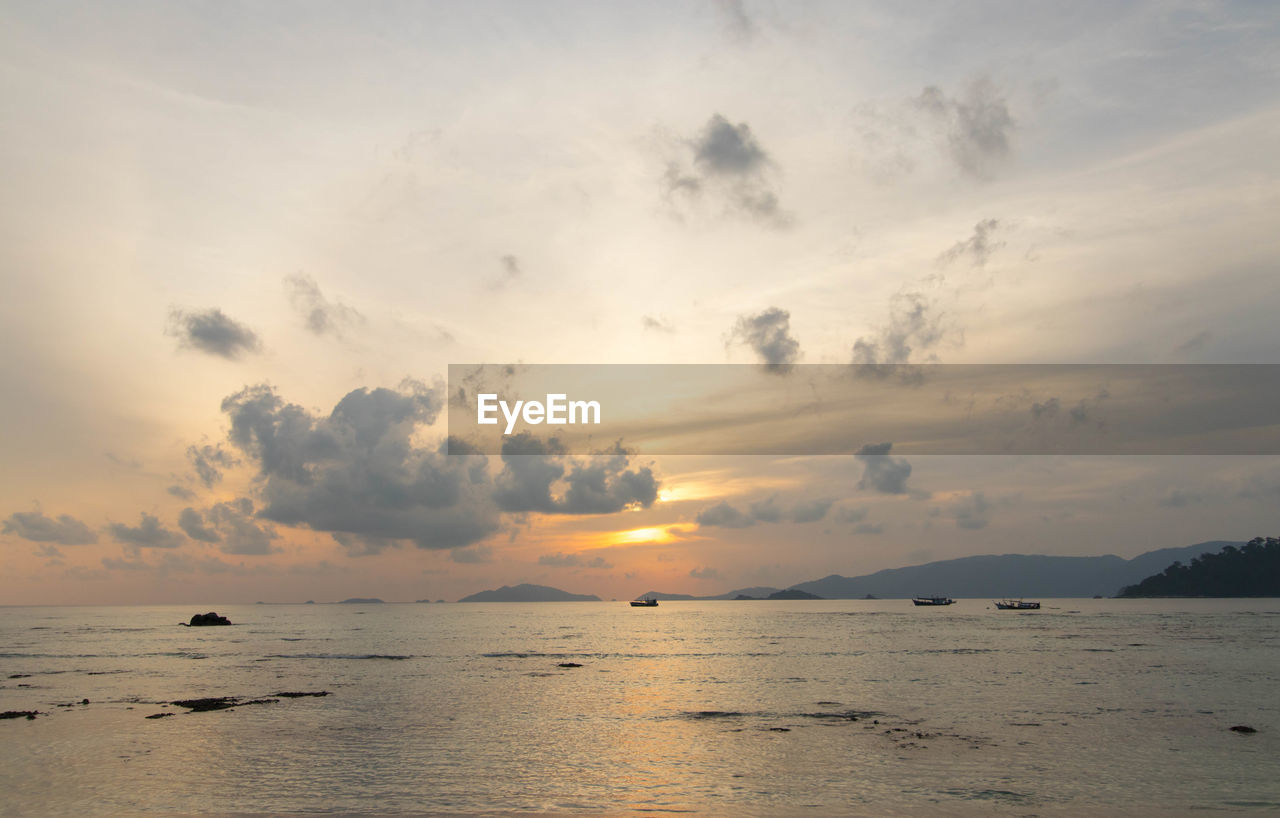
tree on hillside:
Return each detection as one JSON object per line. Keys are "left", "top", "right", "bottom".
{"left": 1118, "top": 537, "right": 1280, "bottom": 597}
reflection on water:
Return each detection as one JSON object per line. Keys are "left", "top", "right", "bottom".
{"left": 1, "top": 599, "right": 1279, "bottom": 814}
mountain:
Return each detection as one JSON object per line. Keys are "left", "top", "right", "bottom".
{"left": 338, "top": 598, "right": 384, "bottom": 604}
{"left": 766, "top": 589, "right": 823, "bottom": 600}
{"left": 1120, "top": 537, "right": 1280, "bottom": 597}
{"left": 637, "top": 586, "right": 782, "bottom": 601}
{"left": 458, "top": 583, "right": 601, "bottom": 602}
{"left": 788, "top": 541, "right": 1239, "bottom": 599}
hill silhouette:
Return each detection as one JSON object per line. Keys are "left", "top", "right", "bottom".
{"left": 1119, "top": 537, "right": 1280, "bottom": 597}
{"left": 458, "top": 583, "right": 600, "bottom": 602}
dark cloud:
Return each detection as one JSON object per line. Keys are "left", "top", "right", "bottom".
{"left": 854, "top": 522, "right": 884, "bottom": 535}
{"left": 748, "top": 495, "right": 782, "bottom": 523}
{"left": 167, "top": 485, "right": 197, "bottom": 500}
{"left": 2, "top": 511, "right": 98, "bottom": 545}
{"left": 285, "top": 274, "right": 364, "bottom": 338}
{"left": 915, "top": 78, "right": 1015, "bottom": 179}
{"left": 851, "top": 292, "right": 946, "bottom": 372}
{"left": 695, "top": 501, "right": 756, "bottom": 528}
{"left": 206, "top": 498, "right": 279, "bottom": 555}
{"left": 493, "top": 435, "right": 659, "bottom": 516}
{"left": 664, "top": 114, "right": 789, "bottom": 225}
{"left": 731, "top": 307, "right": 801, "bottom": 372}
{"left": 167, "top": 308, "right": 262, "bottom": 359}
{"left": 108, "top": 513, "right": 183, "bottom": 549}
{"left": 689, "top": 565, "right": 722, "bottom": 581}
{"left": 178, "top": 508, "right": 219, "bottom": 543}
{"left": 187, "top": 443, "right": 238, "bottom": 488}
{"left": 938, "top": 219, "right": 1003, "bottom": 267}
{"left": 221, "top": 380, "right": 500, "bottom": 550}
{"left": 538, "top": 551, "right": 612, "bottom": 569}
{"left": 694, "top": 114, "right": 769, "bottom": 176}
{"left": 855, "top": 442, "right": 913, "bottom": 494}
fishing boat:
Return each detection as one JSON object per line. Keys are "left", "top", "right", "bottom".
{"left": 994, "top": 599, "right": 1040, "bottom": 610}
{"left": 630, "top": 597, "right": 658, "bottom": 607}
{"left": 911, "top": 596, "right": 955, "bottom": 606}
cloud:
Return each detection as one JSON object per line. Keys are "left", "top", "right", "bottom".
{"left": 714, "top": 0, "right": 755, "bottom": 42}
{"left": 731, "top": 307, "right": 801, "bottom": 372}
{"left": 449, "top": 544, "right": 493, "bottom": 564}
{"left": 167, "top": 308, "right": 262, "bottom": 359}
{"left": 943, "top": 491, "right": 990, "bottom": 530}
{"left": 855, "top": 443, "right": 913, "bottom": 494}
{"left": 938, "top": 219, "right": 1003, "bottom": 267}
{"left": 178, "top": 508, "right": 219, "bottom": 543}
{"left": 222, "top": 380, "right": 501, "bottom": 550}
{"left": 187, "top": 443, "right": 238, "bottom": 488}
{"left": 331, "top": 532, "right": 401, "bottom": 557}
{"left": 1159, "top": 489, "right": 1205, "bottom": 509}
{"left": 206, "top": 498, "right": 279, "bottom": 555}
{"left": 1174, "top": 330, "right": 1212, "bottom": 358}
{"left": 105, "top": 452, "right": 141, "bottom": 469}
{"left": 492, "top": 255, "right": 522, "bottom": 289}
{"left": 285, "top": 274, "right": 364, "bottom": 338}
{"left": 851, "top": 292, "right": 947, "bottom": 373}
{"left": 695, "top": 501, "right": 756, "bottom": 528}
{"left": 493, "top": 436, "right": 659, "bottom": 516}
{"left": 642, "top": 315, "right": 674, "bottom": 333}
{"left": 2, "top": 511, "right": 98, "bottom": 545}
{"left": 108, "top": 513, "right": 183, "bottom": 549}
{"left": 791, "top": 497, "right": 834, "bottom": 523}
{"left": 694, "top": 114, "right": 769, "bottom": 175}
{"left": 537, "top": 551, "right": 613, "bottom": 569}
{"left": 689, "top": 565, "right": 722, "bottom": 581}
{"left": 915, "top": 78, "right": 1015, "bottom": 179}
{"left": 663, "top": 114, "right": 789, "bottom": 224}
{"left": 854, "top": 522, "right": 884, "bottom": 535}
{"left": 167, "top": 485, "right": 197, "bottom": 500}
{"left": 835, "top": 505, "right": 868, "bottom": 524}
{"left": 697, "top": 495, "right": 833, "bottom": 527}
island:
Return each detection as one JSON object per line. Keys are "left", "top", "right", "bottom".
{"left": 1118, "top": 537, "right": 1279, "bottom": 597}
{"left": 458, "top": 583, "right": 601, "bottom": 602}
{"left": 338, "top": 598, "right": 385, "bottom": 604}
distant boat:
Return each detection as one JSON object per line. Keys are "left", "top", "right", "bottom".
{"left": 994, "top": 599, "right": 1040, "bottom": 610}
{"left": 630, "top": 597, "right": 658, "bottom": 607}
{"left": 912, "top": 596, "right": 955, "bottom": 606}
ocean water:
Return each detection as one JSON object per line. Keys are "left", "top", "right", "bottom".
{"left": 2, "top": 599, "right": 1278, "bottom": 816}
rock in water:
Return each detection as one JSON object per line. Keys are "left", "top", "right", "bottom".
{"left": 1230, "top": 724, "right": 1258, "bottom": 734}
{"left": 188, "top": 612, "right": 232, "bottom": 626}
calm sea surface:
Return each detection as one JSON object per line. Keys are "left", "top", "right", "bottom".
{"left": 2, "top": 599, "right": 1278, "bottom": 816}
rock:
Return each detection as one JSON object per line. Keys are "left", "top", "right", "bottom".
{"left": 1230, "top": 725, "right": 1258, "bottom": 734}
{"left": 557, "top": 662, "right": 583, "bottom": 668}
{"left": 7, "top": 674, "right": 31, "bottom": 679}
{"left": 187, "top": 612, "right": 232, "bottom": 626}
{"left": 272, "top": 691, "right": 331, "bottom": 698}
{"left": 1, "top": 711, "right": 39, "bottom": 720}
{"left": 145, "top": 712, "right": 174, "bottom": 719}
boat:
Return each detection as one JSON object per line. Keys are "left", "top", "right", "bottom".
{"left": 630, "top": 597, "right": 658, "bottom": 607}
{"left": 994, "top": 599, "right": 1040, "bottom": 610}
{"left": 911, "top": 596, "right": 955, "bottom": 606}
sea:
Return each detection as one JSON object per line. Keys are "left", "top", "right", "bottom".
{"left": 2, "top": 599, "right": 1278, "bottom": 816}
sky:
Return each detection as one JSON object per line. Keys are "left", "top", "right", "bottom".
{"left": 2, "top": 1, "right": 1279, "bottom": 604}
